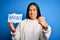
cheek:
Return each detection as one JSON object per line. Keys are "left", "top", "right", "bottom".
{"left": 34, "top": 11, "right": 37, "bottom": 17}
{"left": 29, "top": 11, "right": 31, "bottom": 16}
{"left": 29, "top": 11, "right": 31, "bottom": 14}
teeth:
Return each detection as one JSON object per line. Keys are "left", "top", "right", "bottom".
{"left": 31, "top": 15, "right": 34, "bottom": 16}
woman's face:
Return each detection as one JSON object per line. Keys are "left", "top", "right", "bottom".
{"left": 29, "top": 5, "right": 37, "bottom": 20}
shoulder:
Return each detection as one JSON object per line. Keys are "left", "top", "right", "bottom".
{"left": 22, "top": 19, "right": 28, "bottom": 23}
{"left": 21, "top": 19, "right": 29, "bottom": 25}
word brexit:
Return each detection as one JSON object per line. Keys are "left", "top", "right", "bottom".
{"left": 8, "top": 13, "right": 22, "bottom": 23}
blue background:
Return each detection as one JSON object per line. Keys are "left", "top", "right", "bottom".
{"left": 0, "top": 0, "right": 60, "bottom": 40}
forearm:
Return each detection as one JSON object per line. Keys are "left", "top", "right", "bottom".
{"left": 42, "top": 25, "right": 51, "bottom": 39}
{"left": 40, "top": 21, "right": 48, "bottom": 31}
{"left": 11, "top": 24, "right": 21, "bottom": 40}
{"left": 38, "top": 17, "right": 48, "bottom": 31}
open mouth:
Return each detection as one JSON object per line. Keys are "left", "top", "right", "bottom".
{"left": 31, "top": 14, "right": 34, "bottom": 17}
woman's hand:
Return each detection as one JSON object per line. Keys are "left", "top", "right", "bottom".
{"left": 38, "top": 16, "right": 48, "bottom": 31}
{"left": 8, "top": 22, "right": 16, "bottom": 32}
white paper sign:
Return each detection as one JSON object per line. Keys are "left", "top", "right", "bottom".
{"left": 8, "top": 13, "right": 22, "bottom": 23}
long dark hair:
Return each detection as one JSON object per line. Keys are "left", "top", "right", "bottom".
{"left": 26, "top": 2, "right": 41, "bottom": 19}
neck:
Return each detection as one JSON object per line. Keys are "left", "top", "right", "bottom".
{"left": 30, "top": 18, "right": 37, "bottom": 20}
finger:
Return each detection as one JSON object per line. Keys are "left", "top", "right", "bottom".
{"left": 10, "top": 21, "right": 14, "bottom": 24}
{"left": 39, "top": 17, "right": 45, "bottom": 20}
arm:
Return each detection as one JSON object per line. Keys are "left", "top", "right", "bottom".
{"left": 38, "top": 16, "right": 51, "bottom": 39}
{"left": 11, "top": 23, "right": 21, "bottom": 40}
{"left": 11, "top": 19, "right": 26, "bottom": 40}
{"left": 42, "top": 25, "right": 51, "bottom": 39}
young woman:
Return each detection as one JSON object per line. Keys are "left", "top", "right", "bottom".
{"left": 9, "top": 2, "right": 51, "bottom": 40}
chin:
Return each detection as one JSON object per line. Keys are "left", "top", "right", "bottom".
{"left": 30, "top": 18, "right": 36, "bottom": 20}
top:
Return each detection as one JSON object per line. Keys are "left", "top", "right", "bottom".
{"left": 11, "top": 19, "right": 51, "bottom": 40}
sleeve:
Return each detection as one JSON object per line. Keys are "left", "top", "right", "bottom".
{"left": 42, "top": 25, "right": 51, "bottom": 39}
{"left": 11, "top": 23, "right": 21, "bottom": 40}
{"left": 11, "top": 19, "right": 27, "bottom": 40}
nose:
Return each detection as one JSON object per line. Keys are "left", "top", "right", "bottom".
{"left": 31, "top": 10, "right": 34, "bottom": 15}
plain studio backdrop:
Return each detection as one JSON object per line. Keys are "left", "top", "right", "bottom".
{"left": 0, "top": 0, "right": 60, "bottom": 40}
